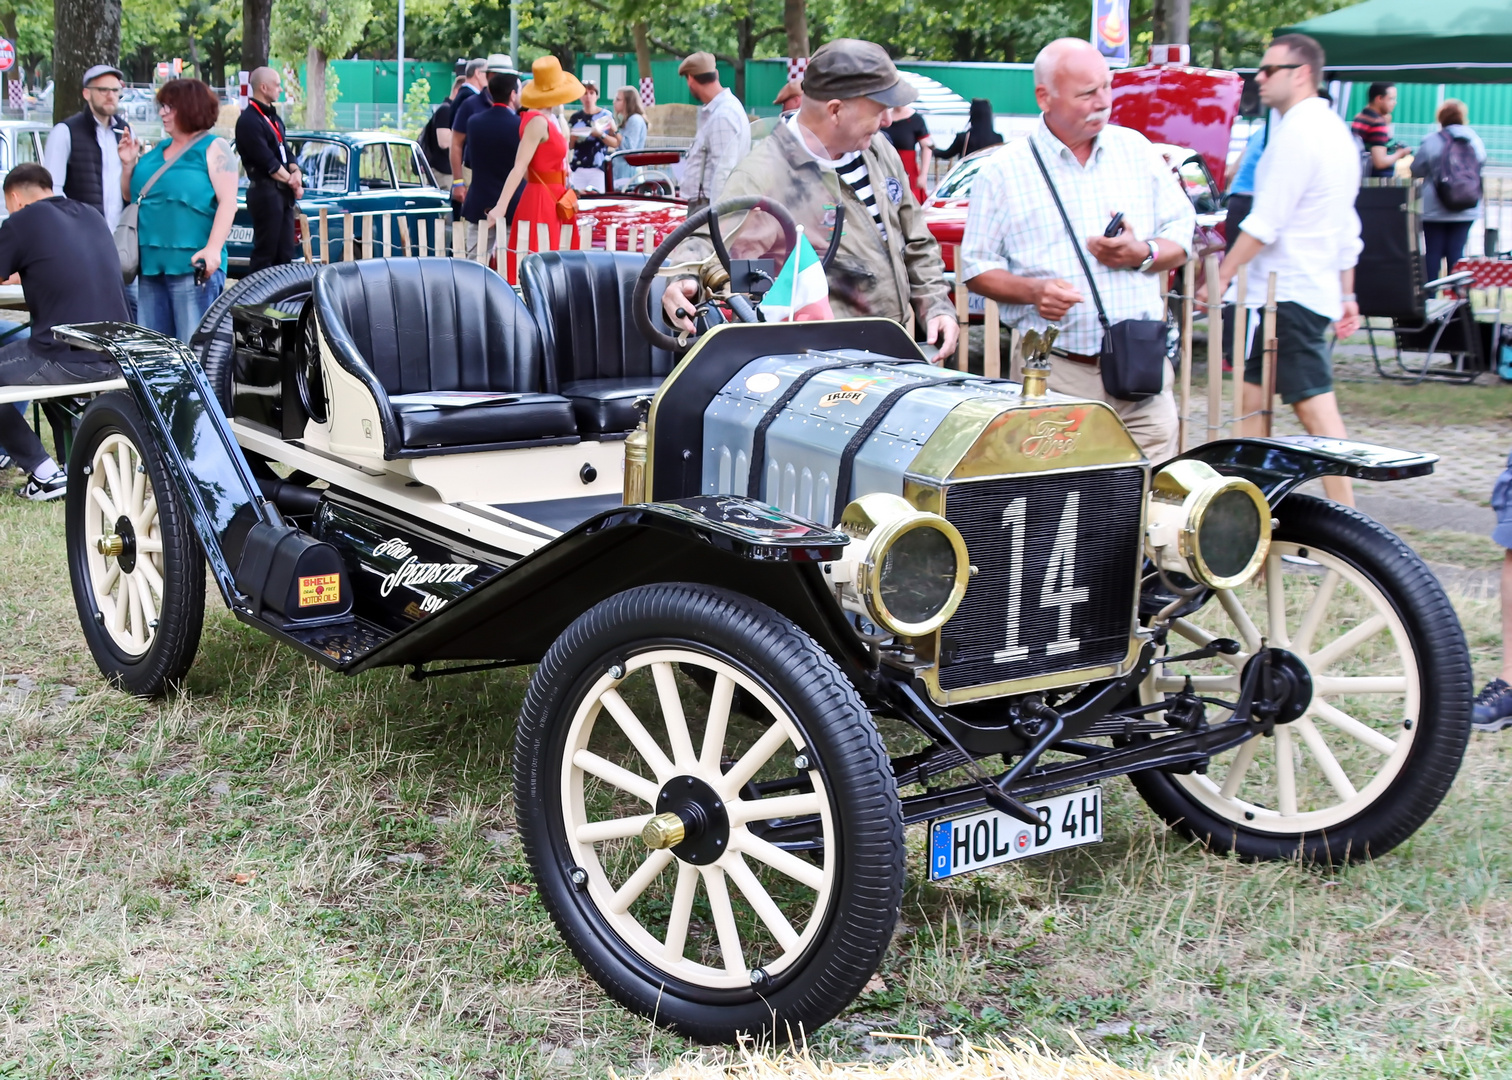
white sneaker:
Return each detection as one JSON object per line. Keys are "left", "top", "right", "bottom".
{"left": 19, "top": 469, "right": 66, "bottom": 501}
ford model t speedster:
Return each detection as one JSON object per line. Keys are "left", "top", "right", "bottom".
{"left": 57, "top": 198, "right": 1469, "bottom": 1044}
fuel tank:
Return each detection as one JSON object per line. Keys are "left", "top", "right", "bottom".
{"left": 701, "top": 350, "right": 1144, "bottom": 524}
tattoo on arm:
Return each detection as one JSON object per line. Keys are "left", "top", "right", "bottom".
{"left": 210, "top": 139, "right": 240, "bottom": 176}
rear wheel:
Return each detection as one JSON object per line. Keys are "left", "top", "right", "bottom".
{"left": 1133, "top": 495, "right": 1470, "bottom": 863}
{"left": 66, "top": 392, "right": 205, "bottom": 696}
{"left": 515, "top": 583, "right": 903, "bottom": 1043}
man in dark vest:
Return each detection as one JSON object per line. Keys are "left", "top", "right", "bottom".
{"left": 42, "top": 64, "right": 130, "bottom": 233}
{"left": 234, "top": 66, "right": 304, "bottom": 271}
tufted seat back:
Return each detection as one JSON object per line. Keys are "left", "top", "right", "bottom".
{"left": 314, "top": 258, "right": 578, "bottom": 456}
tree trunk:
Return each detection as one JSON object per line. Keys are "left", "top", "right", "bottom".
{"left": 242, "top": 0, "right": 272, "bottom": 71}
{"left": 305, "top": 44, "right": 326, "bottom": 128}
{"left": 632, "top": 21, "right": 651, "bottom": 87}
{"left": 1152, "top": 0, "right": 1190, "bottom": 44}
{"left": 53, "top": 0, "right": 120, "bottom": 125}
{"left": 783, "top": 0, "right": 808, "bottom": 61}
{"left": 733, "top": 16, "right": 752, "bottom": 104}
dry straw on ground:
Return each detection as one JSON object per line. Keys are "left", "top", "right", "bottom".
{"left": 636, "top": 1037, "right": 1274, "bottom": 1080}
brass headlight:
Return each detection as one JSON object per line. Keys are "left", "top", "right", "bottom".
{"left": 1147, "top": 461, "right": 1271, "bottom": 589}
{"left": 836, "top": 494, "right": 970, "bottom": 637}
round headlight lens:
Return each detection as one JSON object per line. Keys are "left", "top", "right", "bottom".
{"left": 878, "top": 524, "right": 959, "bottom": 625}
{"left": 1197, "top": 487, "right": 1263, "bottom": 580}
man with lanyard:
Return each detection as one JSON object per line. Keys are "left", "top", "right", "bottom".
{"left": 234, "top": 67, "right": 303, "bottom": 271}
{"left": 452, "top": 57, "right": 513, "bottom": 209}
{"left": 662, "top": 39, "right": 957, "bottom": 362}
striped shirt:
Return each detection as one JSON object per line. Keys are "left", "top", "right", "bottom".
{"left": 784, "top": 115, "right": 887, "bottom": 241}
{"left": 958, "top": 118, "right": 1195, "bottom": 354}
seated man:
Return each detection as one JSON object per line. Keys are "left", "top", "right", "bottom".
{"left": 0, "top": 163, "right": 130, "bottom": 500}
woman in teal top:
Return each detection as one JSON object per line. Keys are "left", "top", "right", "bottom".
{"left": 120, "top": 78, "right": 238, "bottom": 342}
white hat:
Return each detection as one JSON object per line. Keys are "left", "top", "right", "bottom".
{"left": 485, "top": 53, "right": 515, "bottom": 73}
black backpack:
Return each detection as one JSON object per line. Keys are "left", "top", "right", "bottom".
{"left": 1433, "top": 131, "right": 1482, "bottom": 212}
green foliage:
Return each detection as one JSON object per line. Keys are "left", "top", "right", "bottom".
{"left": 1189, "top": 0, "right": 1358, "bottom": 69}
{"left": 271, "top": 0, "right": 372, "bottom": 64}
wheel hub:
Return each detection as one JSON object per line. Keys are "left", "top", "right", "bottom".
{"left": 1242, "top": 647, "right": 1313, "bottom": 724}
{"left": 649, "top": 775, "right": 730, "bottom": 865}
{"left": 98, "top": 514, "right": 138, "bottom": 573}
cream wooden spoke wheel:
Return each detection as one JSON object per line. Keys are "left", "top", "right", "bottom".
{"left": 1131, "top": 496, "right": 1470, "bottom": 864}
{"left": 66, "top": 393, "right": 205, "bottom": 697}
{"left": 83, "top": 433, "right": 164, "bottom": 657}
{"left": 516, "top": 584, "right": 903, "bottom": 1043}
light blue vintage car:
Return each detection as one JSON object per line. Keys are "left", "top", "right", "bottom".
{"left": 228, "top": 130, "right": 451, "bottom": 270}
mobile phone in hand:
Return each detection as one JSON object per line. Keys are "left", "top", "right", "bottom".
{"left": 193, "top": 258, "right": 207, "bottom": 287}
{"left": 1103, "top": 211, "right": 1126, "bottom": 238}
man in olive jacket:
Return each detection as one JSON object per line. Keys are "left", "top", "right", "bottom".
{"left": 663, "top": 39, "right": 958, "bottom": 361}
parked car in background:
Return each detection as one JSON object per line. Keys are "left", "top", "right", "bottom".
{"left": 226, "top": 130, "right": 452, "bottom": 270}
{"left": 0, "top": 121, "right": 54, "bottom": 222}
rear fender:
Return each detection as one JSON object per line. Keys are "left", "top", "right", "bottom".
{"left": 1170, "top": 435, "right": 1437, "bottom": 506}
{"left": 55, "top": 321, "right": 276, "bottom": 605}
{"left": 347, "top": 496, "right": 866, "bottom": 676}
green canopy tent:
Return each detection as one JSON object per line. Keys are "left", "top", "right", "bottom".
{"left": 1277, "top": 0, "right": 1512, "bottom": 83}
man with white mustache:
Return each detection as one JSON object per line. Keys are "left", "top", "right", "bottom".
{"left": 959, "top": 37, "right": 1193, "bottom": 461}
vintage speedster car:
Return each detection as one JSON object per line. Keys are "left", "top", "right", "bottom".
{"left": 57, "top": 197, "right": 1469, "bottom": 1044}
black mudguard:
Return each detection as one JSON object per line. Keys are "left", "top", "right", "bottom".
{"left": 1172, "top": 434, "right": 1437, "bottom": 505}
{"left": 54, "top": 322, "right": 274, "bottom": 605}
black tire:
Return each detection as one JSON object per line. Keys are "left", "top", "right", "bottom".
{"left": 1131, "top": 494, "right": 1471, "bottom": 864}
{"left": 514, "top": 583, "right": 904, "bottom": 1044}
{"left": 66, "top": 392, "right": 205, "bottom": 696}
{"left": 195, "top": 262, "right": 320, "bottom": 414}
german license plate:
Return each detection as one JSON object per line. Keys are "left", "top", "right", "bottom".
{"left": 928, "top": 786, "right": 1102, "bottom": 880}
{"left": 228, "top": 225, "right": 254, "bottom": 244}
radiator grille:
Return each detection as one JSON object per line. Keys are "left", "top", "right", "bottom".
{"left": 938, "top": 467, "right": 1144, "bottom": 692}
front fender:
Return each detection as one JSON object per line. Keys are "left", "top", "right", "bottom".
{"left": 1170, "top": 435, "right": 1437, "bottom": 506}
{"left": 347, "top": 496, "right": 866, "bottom": 676}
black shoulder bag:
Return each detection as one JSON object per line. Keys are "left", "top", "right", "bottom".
{"left": 1029, "top": 139, "right": 1171, "bottom": 401}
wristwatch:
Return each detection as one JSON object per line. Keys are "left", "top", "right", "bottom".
{"left": 1138, "top": 241, "right": 1159, "bottom": 273}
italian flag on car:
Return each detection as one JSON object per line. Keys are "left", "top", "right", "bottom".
{"left": 763, "top": 226, "right": 834, "bottom": 322}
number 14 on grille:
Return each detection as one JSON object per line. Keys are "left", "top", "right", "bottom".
{"left": 995, "top": 490, "right": 1089, "bottom": 664}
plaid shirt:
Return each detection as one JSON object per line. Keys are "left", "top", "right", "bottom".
{"left": 682, "top": 88, "right": 751, "bottom": 201}
{"left": 959, "top": 118, "right": 1194, "bottom": 354}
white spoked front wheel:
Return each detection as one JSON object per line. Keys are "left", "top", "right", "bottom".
{"left": 83, "top": 432, "right": 166, "bottom": 657}
{"left": 515, "top": 584, "right": 904, "bottom": 1044}
{"left": 1133, "top": 495, "right": 1471, "bottom": 863}
{"left": 562, "top": 648, "right": 836, "bottom": 989}
{"left": 66, "top": 393, "right": 204, "bottom": 696}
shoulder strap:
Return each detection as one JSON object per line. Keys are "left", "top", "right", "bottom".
{"left": 135, "top": 132, "right": 217, "bottom": 205}
{"left": 1028, "top": 138, "right": 1111, "bottom": 336}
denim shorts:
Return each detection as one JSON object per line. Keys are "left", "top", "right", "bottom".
{"left": 1492, "top": 450, "right": 1512, "bottom": 549}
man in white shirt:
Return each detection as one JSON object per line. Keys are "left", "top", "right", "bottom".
{"left": 42, "top": 63, "right": 129, "bottom": 233}
{"left": 677, "top": 52, "right": 750, "bottom": 207}
{"left": 1202, "top": 33, "right": 1363, "bottom": 506}
{"left": 959, "top": 38, "right": 1194, "bottom": 461}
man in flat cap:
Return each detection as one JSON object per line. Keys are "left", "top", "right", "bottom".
{"left": 664, "top": 39, "right": 958, "bottom": 361}
{"left": 678, "top": 51, "right": 750, "bottom": 208}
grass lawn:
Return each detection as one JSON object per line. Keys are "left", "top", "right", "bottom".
{"left": 0, "top": 492, "right": 1507, "bottom": 1080}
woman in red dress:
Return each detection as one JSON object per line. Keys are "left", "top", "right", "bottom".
{"left": 491, "top": 56, "right": 583, "bottom": 279}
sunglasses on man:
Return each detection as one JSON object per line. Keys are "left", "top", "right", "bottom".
{"left": 1256, "top": 63, "right": 1303, "bottom": 78}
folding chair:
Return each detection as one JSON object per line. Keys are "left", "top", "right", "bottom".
{"left": 1355, "top": 180, "right": 1481, "bottom": 384}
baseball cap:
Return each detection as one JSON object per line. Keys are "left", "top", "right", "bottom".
{"left": 801, "top": 40, "right": 916, "bottom": 108}
{"left": 82, "top": 64, "right": 125, "bottom": 86}
{"left": 678, "top": 52, "right": 717, "bottom": 78}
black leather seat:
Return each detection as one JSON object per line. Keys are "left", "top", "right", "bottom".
{"left": 313, "top": 258, "right": 577, "bottom": 457}
{"left": 519, "top": 251, "right": 676, "bottom": 434}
